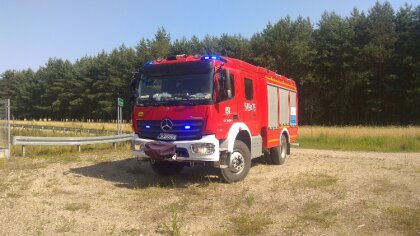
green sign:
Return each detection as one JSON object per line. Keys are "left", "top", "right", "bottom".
{"left": 117, "top": 97, "right": 124, "bottom": 107}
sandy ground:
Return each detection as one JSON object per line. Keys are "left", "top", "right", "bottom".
{"left": 0, "top": 148, "right": 419, "bottom": 235}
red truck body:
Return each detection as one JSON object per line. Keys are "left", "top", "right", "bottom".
{"left": 131, "top": 55, "right": 298, "bottom": 182}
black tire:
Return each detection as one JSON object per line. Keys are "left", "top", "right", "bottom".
{"left": 270, "top": 135, "right": 288, "bottom": 165}
{"left": 150, "top": 160, "right": 184, "bottom": 176}
{"left": 220, "top": 140, "right": 251, "bottom": 183}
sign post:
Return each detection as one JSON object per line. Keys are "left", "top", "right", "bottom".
{"left": 7, "top": 99, "right": 10, "bottom": 158}
{"left": 117, "top": 98, "right": 124, "bottom": 135}
{"left": 0, "top": 99, "right": 10, "bottom": 158}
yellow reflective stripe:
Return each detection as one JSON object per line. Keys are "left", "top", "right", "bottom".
{"left": 265, "top": 77, "right": 296, "bottom": 90}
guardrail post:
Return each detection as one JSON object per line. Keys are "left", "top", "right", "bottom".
{"left": 22, "top": 145, "right": 26, "bottom": 157}
{"left": 113, "top": 142, "right": 117, "bottom": 150}
{"left": 77, "top": 145, "right": 81, "bottom": 153}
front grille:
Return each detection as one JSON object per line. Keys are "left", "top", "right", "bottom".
{"left": 137, "top": 120, "right": 203, "bottom": 141}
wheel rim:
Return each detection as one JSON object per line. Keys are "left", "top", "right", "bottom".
{"left": 229, "top": 151, "right": 245, "bottom": 174}
{"left": 281, "top": 138, "right": 287, "bottom": 159}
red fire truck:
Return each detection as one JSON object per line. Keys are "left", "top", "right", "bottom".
{"left": 131, "top": 55, "right": 298, "bottom": 182}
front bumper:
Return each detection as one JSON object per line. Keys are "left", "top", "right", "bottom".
{"left": 131, "top": 134, "right": 220, "bottom": 162}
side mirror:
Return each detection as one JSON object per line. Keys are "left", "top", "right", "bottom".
{"left": 130, "top": 72, "right": 141, "bottom": 103}
{"left": 217, "top": 69, "right": 233, "bottom": 102}
{"left": 131, "top": 90, "right": 139, "bottom": 102}
{"left": 224, "top": 69, "right": 232, "bottom": 99}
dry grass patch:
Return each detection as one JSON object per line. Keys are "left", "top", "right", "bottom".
{"left": 372, "top": 178, "right": 404, "bottom": 195}
{"left": 296, "top": 173, "right": 339, "bottom": 189}
{"left": 6, "top": 190, "right": 23, "bottom": 199}
{"left": 0, "top": 158, "right": 48, "bottom": 172}
{"left": 0, "top": 148, "right": 418, "bottom": 235}
{"left": 121, "top": 227, "right": 144, "bottom": 236}
{"left": 298, "top": 126, "right": 420, "bottom": 152}
{"left": 228, "top": 213, "right": 273, "bottom": 236}
{"left": 386, "top": 206, "right": 420, "bottom": 235}
{"left": 65, "top": 202, "right": 91, "bottom": 212}
{"left": 55, "top": 216, "right": 76, "bottom": 233}
{"left": 299, "top": 126, "right": 420, "bottom": 138}
{"left": 157, "top": 206, "right": 183, "bottom": 236}
{"left": 286, "top": 201, "right": 339, "bottom": 233}
{"left": 13, "top": 120, "right": 132, "bottom": 132}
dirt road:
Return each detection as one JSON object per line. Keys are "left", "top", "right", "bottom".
{"left": 0, "top": 148, "right": 419, "bottom": 235}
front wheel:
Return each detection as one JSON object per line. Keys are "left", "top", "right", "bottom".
{"left": 270, "top": 134, "right": 288, "bottom": 165}
{"left": 150, "top": 160, "right": 184, "bottom": 176}
{"left": 220, "top": 140, "right": 251, "bottom": 183}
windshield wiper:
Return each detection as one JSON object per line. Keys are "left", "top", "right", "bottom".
{"left": 137, "top": 100, "right": 165, "bottom": 106}
{"left": 137, "top": 98, "right": 210, "bottom": 107}
{"left": 177, "top": 100, "right": 195, "bottom": 105}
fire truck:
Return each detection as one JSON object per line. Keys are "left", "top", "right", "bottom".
{"left": 131, "top": 54, "right": 298, "bottom": 182}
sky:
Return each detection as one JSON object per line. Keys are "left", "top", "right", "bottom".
{"left": 0, "top": 0, "right": 417, "bottom": 73}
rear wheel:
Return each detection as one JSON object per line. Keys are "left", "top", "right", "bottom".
{"left": 220, "top": 140, "right": 251, "bottom": 183}
{"left": 150, "top": 160, "right": 184, "bottom": 176}
{"left": 270, "top": 135, "right": 288, "bottom": 165}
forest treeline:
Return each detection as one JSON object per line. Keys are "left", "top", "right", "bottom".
{"left": 0, "top": 2, "right": 419, "bottom": 125}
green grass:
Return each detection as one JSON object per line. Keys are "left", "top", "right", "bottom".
{"left": 298, "top": 126, "right": 420, "bottom": 152}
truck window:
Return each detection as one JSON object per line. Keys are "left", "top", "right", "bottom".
{"left": 244, "top": 78, "right": 253, "bottom": 100}
{"left": 218, "top": 72, "right": 234, "bottom": 102}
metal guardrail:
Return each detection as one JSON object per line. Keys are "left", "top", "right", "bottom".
{"left": 12, "top": 134, "right": 134, "bottom": 157}
{"left": 11, "top": 124, "right": 131, "bottom": 135}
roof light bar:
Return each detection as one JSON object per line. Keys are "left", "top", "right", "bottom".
{"left": 201, "top": 55, "right": 227, "bottom": 63}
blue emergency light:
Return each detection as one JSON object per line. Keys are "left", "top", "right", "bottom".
{"left": 201, "top": 55, "right": 227, "bottom": 63}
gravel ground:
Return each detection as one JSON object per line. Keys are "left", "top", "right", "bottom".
{"left": 0, "top": 148, "right": 419, "bottom": 235}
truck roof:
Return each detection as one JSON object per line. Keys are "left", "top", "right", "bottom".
{"left": 145, "top": 54, "right": 297, "bottom": 91}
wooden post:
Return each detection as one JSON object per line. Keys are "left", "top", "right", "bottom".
{"left": 113, "top": 142, "right": 117, "bottom": 150}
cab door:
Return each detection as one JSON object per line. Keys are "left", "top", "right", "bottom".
{"left": 239, "top": 72, "right": 258, "bottom": 135}
{"left": 214, "top": 69, "right": 238, "bottom": 138}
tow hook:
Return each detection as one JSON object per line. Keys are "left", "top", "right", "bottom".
{"left": 219, "top": 150, "right": 231, "bottom": 169}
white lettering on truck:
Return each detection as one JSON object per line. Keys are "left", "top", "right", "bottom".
{"left": 244, "top": 102, "right": 256, "bottom": 112}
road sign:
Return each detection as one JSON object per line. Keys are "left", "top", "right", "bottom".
{"left": 117, "top": 97, "right": 124, "bottom": 107}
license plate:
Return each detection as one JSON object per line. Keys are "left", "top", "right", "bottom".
{"left": 157, "top": 133, "right": 177, "bottom": 140}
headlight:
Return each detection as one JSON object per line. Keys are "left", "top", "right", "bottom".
{"left": 132, "top": 141, "right": 145, "bottom": 151}
{"left": 190, "top": 143, "right": 215, "bottom": 155}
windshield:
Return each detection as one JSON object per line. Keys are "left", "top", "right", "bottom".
{"left": 137, "top": 73, "right": 213, "bottom": 106}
